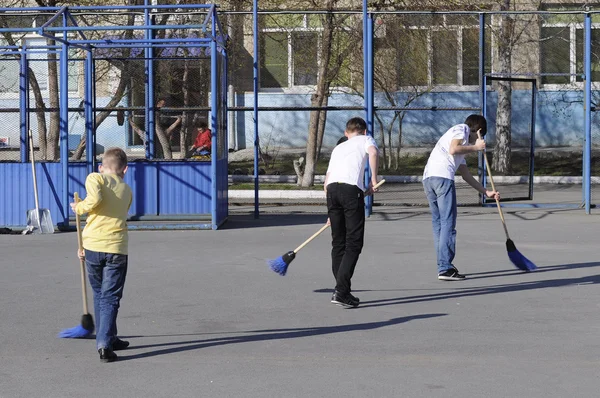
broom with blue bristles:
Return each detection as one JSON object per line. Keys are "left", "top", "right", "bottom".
{"left": 269, "top": 179, "right": 386, "bottom": 276}
{"left": 58, "top": 193, "right": 95, "bottom": 338}
{"left": 479, "top": 132, "right": 536, "bottom": 272}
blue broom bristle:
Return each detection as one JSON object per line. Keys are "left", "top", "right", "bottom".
{"left": 506, "top": 239, "right": 537, "bottom": 272}
{"left": 58, "top": 324, "right": 93, "bottom": 339}
{"left": 268, "top": 256, "right": 289, "bottom": 276}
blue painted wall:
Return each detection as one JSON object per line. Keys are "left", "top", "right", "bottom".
{"left": 0, "top": 161, "right": 213, "bottom": 228}
{"left": 235, "top": 90, "right": 600, "bottom": 149}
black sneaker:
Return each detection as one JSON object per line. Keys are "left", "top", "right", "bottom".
{"left": 438, "top": 269, "right": 466, "bottom": 281}
{"left": 331, "top": 290, "right": 360, "bottom": 303}
{"left": 98, "top": 348, "right": 118, "bottom": 363}
{"left": 331, "top": 292, "right": 359, "bottom": 308}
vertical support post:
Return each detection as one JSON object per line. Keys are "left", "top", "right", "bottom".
{"left": 528, "top": 80, "right": 536, "bottom": 201}
{"left": 210, "top": 10, "right": 218, "bottom": 229}
{"left": 19, "top": 45, "right": 28, "bottom": 162}
{"left": 479, "top": 12, "right": 487, "bottom": 205}
{"left": 252, "top": 0, "right": 259, "bottom": 219}
{"left": 583, "top": 13, "right": 592, "bottom": 213}
{"left": 145, "top": 3, "right": 155, "bottom": 159}
{"left": 60, "top": 30, "right": 70, "bottom": 227}
{"left": 85, "top": 50, "right": 95, "bottom": 174}
{"left": 364, "top": 12, "right": 374, "bottom": 216}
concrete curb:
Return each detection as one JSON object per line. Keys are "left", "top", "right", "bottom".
{"left": 229, "top": 175, "right": 592, "bottom": 184}
{"left": 228, "top": 175, "right": 593, "bottom": 198}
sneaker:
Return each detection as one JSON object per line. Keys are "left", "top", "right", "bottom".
{"left": 331, "top": 291, "right": 360, "bottom": 303}
{"left": 331, "top": 292, "right": 359, "bottom": 308}
{"left": 349, "top": 293, "right": 360, "bottom": 303}
{"left": 438, "top": 269, "right": 466, "bottom": 281}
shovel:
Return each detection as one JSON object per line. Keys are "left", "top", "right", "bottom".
{"left": 26, "top": 129, "right": 54, "bottom": 234}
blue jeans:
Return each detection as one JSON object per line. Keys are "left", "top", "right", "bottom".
{"left": 85, "top": 250, "right": 128, "bottom": 351}
{"left": 423, "top": 177, "right": 457, "bottom": 274}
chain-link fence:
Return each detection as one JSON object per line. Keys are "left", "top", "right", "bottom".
{"left": 2, "top": 7, "right": 600, "bottom": 211}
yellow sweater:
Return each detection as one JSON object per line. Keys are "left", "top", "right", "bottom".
{"left": 75, "top": 173, "right": 132, "bottom": 255}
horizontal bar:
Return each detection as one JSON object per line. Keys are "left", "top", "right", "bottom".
{"left": 42, "top": 24, "right": 205, "bottom": 32}
{"left": 0, "top": 5, "right": 213, "bottom": 12}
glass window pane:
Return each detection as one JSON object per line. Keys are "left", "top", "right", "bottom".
{"left": 396, "top": 29, "right": 428, "bottom": 86}
{"left": 462, "top": 28, "right": 491, "bottom": 86}
{"left": 432, "top": 30, "right": 458, "bottom": 85}
{"left": 292, "top": 32, "right": 318, "bottom": 86}
{"left": 260, "top": 32, "right": 288, "bottom": 88}
{"left": 541, "top": 27, "right": 570, "bottom": 84}
{"left": 575, "top": 28, "right": 600, "bottom": 82}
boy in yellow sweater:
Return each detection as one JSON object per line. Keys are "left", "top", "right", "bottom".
{"left": 70, "top": 147, "right": 132, "bottom": 363}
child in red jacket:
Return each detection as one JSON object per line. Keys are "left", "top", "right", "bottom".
{"left": 190, "top": 120, "right": 212, "bottom": 156}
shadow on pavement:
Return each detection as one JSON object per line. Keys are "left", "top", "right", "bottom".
{"left": 116, "top": 314, "right": 446, "bottom": 361}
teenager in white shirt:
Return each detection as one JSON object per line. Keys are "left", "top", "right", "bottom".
{"left": 324, "top": 117, "right": 379, "bottom": 308}
{"left": 423, "top": 114, "right": 500, "bottom": 281}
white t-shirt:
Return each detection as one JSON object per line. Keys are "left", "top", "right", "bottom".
{"left": 326, "top": 135, "right": 378, "bottom": 191}
{"left": 423, "top": 124, "right": 470, "bottom": 181}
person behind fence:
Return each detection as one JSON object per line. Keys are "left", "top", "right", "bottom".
{"left": 422, "top": 114, "right": 500, "bottom": 281}
{"left": 324, "top": 117, "right": 379, "bottom": 308}
{"left": 190, "top": 119, "right": 212, "bottom": 156}
{"left": 70, "top": 147, "right": 133, "bottom": 363}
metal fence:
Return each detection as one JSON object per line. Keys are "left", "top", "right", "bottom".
{"left": 1, "top": 7, "right": 599, "bottom": 212}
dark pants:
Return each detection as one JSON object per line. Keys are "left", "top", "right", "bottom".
{"left": 85, "top": 249, "right": 128, "bottom": 351}
{"left": 326, "top": 183, "right": 365, "bottom": 296}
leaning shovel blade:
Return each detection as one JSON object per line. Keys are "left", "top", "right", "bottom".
{"left": 26, "top": 208, "right": 55, "bottom": 234}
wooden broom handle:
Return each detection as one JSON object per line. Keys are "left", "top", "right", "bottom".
{"left": 293, "top": 179, "right": 387, "bottom": 253}
{"left": 477, "top": 131, "right": 510, "bottom": 240}
{"left": 74, "top": 193, "right": 90, "bottom": 315}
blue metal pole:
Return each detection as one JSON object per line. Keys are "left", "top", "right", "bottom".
{"left": 252, "top": 0, "right": 259, "bottom": 219}
{"left": 529, "top": 80, "right": 537, "bottom": 201}
{"left": 19, "top": 45, "right": 28, "bottom": 162}
{"left": 210, "top": 9, "right": 218, "bottom": 229}
{"left": 85, "top": 50, "right": 94, "bottom": 173}
{"left": 584, "top": 13, "right": 592, "bottom": 213}
{"left": 145, "top": 4, "right": 155, "bottom": 159}
{"left": 479, "top": 13, "right": 486, "bottom": 204}
{"left": 60, "top": 39, "right": 70, "bottom": 227}
{"left": 365, "top": 13, "right": 374, "bottom": 216}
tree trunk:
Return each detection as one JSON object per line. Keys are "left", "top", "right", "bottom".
{"left": 29, "top": 70, "right": 48, "bottom": 160}
{"left": 46, "top": 37, "right": 60, "bottom": 160}
{"left": 316, "top": 109, "right": 328, "bottom": 160}
{"left": 493, "top": 6, "right": 513, "bottom": 174}
{"left": 180, "top": 59, "right": 191, "bottom": 159}
{"left": 300, "top": 6, "right": 334, "bottom": 187}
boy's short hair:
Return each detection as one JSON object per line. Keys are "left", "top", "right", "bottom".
{"left": 336, "top": 136, "right": 348, "bottom": 145}
{"left": 102, "top": 147, "right": 128, "bottom": 172}
{"left": 346, "top": 117, "right": 367, "bottom": 134}
{"left": 464, "top": 114, "right": 487, "bottom": 137}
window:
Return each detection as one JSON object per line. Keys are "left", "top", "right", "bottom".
{"left": 396, "top": 25, "right": 490, "bottom": 87}
{"left": 260, "top": 15, "right": 319, "bottom": 89}
{"left": 0, "top": 36, "right": 80, "bottom": 96}
{"left": 540, "top": 6, "right": 600, "bottom": 85}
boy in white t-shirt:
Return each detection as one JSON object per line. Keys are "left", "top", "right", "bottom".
{"left": 423, "top": 114, "right": 499, "bottom": 281}
{"left": 324, "top": 117, "right": 379, "bottom": 308}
